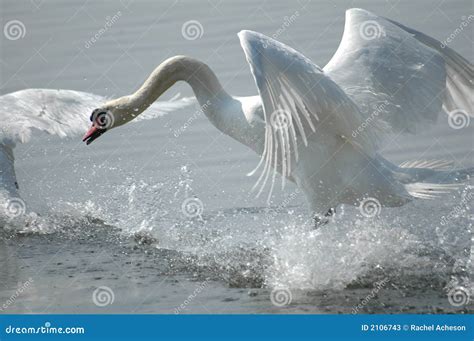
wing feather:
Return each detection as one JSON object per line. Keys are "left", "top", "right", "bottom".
{"left": 0, "top": 89, "right": 193, "bottom": 144}
{"left": 238, "top": 30, "right": 376, "bottom": 201}
{"left": 324, "top": 8, "right": 473, "bottom": 135}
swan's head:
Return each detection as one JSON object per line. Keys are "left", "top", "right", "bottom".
{"left": 82, "top": 96, "right": 138, "bottom": 145}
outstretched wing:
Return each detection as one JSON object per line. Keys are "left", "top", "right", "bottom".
{"left": 238, "top": 30, "right": 378, "bottom": 201}
{"left": 0, "top": 89, "right": 101, "bottom": 143}
{"left": 324, "top": 8, "right": 473, "bottom": 134}
{"left": 0, "top": 88, "right": 193, "bottom": 143}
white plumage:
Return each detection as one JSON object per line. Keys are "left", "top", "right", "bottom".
{"left": 81, "top": 9, "right": 472, "bottom": 220}
{"left": 0, "top": 89, "right": 192, "bottom": 144}
{"left": 2, "top": 9, "right": 472, "bottom": 223}
{"left": 236, "top": 9, "right": 472, "bottom": 215}
{"left": 0, "top": 88, "right": 192, "bottom": 199}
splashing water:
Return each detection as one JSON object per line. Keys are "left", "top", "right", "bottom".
{"left": 1, "top": 164, "right": 472, "bottom": 293}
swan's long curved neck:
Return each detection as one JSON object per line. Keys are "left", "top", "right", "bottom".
{"left": 126, "top": 56, "right": 263, "bottom": 154}
{"left": 130, "top": 56, "right": 232, "bottom": 118}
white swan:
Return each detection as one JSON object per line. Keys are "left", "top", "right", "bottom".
{"left": 0, "top": 88, "right": 192, "bottom": 204}
{"left": 83, "top": 9, "right": 473, "bottom": 224}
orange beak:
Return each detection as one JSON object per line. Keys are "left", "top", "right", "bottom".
{"left": 82, "top": 125, "right": 105, "bottom": 145}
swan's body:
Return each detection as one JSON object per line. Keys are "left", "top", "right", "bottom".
{"left": 0, "top": 88, "right": 192, "bottom": 209}
{"left": 83, "top": 9, "right": 473, "bottom": 220}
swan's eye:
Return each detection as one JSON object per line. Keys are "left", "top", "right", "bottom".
{"left": 89, "top": 109, "right": 101, "bottom": 122}
{"left": 91, "top": 110, "right": 114, "bottom": 129}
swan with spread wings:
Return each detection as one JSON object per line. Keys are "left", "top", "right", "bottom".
{"left": 0, "top": 88, "right": 192, "bottom": 204}
{"left": 82, "top": 9, "right": 473, "bottom": 225}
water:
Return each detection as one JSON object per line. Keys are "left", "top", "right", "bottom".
{"left": 0, "top": 0, "right": 473, "bottom": 313}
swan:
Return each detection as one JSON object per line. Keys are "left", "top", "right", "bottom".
{"left": 82, "top": 8, "right": 473, "bottom": 225}
{"left": 0, "top": 88, "right": 192, "bottom": 219}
